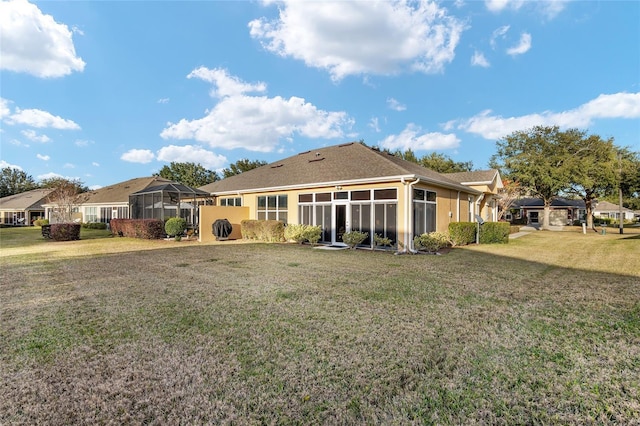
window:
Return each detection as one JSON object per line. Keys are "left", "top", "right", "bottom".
{"left": 100, "top": 207, "right": 112, "bottom": 223}
{"left": 116, "top": 206, "right": 128, "bottom": 219}
{"left": 413, "top": 189, "right": 437, "bottom": 236}
{"left": 375, "top": 203, "right": 397, "bottom": 244}
{"left": 257, "top": 195, "right": 288, "bottom": 223}
{"left": 85, "top": 207, "right": 98, "bottom": 223}
{"left": 220, "top": 197, "right": 241, "bottom": 206}
{"left": 374, "top": 188, "right": 397, "bottom": 200}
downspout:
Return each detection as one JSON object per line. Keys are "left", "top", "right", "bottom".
{"left": 407, "top": 178, "right": 421, "bottom": 253}
{"left": 475, "top": 193, "right": 485, "bottom": 221}
{"left": 456, "top": 191, "right": 460, "bottom": 222}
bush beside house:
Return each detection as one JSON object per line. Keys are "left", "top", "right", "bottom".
{"left": 110, "top": 219, "right": 164, "bottom": 239}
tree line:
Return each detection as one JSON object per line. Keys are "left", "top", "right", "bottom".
{"left": 2, "top": 128, "right": 638, "bottom": 230}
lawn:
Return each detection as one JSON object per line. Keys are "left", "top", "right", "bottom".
{"left": 1, "top": 227, "right": 639, "bottom": 424}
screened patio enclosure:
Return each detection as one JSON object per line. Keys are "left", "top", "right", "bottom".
{"left": 129, "top": 183, "right": 211, "bottom": 227}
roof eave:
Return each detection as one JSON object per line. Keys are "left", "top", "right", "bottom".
{"left": 210, "top": 174, "right": 481, "bottom": 196}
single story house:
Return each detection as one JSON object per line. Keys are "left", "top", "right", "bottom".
{"left": 509, "top": 198, "right": 586, "bottom": 226}
{"left": 43, "top": 176, "right": 211, "bottom": 226}
{"left": 593, "top": 201, "right": 635, "bottom": 221}
{"left": 0, "top": 188, "right": 54, "bottom": 226}
{"left": 199, "top": 142, "right": 502, "bottom": 250}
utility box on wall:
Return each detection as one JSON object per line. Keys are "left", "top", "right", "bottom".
{"left": 198, "top": 206, "right": 249, "bottom": 242}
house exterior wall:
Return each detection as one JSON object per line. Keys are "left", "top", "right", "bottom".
{"left": 213, "top": 180, "right": 478, "bottom": 248}
{"left": 199, "top": 206, "right": 250, "bottom": 242}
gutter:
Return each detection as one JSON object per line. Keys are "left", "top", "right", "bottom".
{"left": 402, "top": 178, "right": 421, "bottom": 254}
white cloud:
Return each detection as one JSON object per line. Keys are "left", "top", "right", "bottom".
{"left": 92, "top": 162, "right": 100, "bottom": 167}
{"left": 507, "top": 32, "right": 532, "bottom": 56}
{"left": 379, "top": 123, "right": 460, "bottom": 151}
{"left": 63, "top": 163, "right": 75, "bottom": 169}
{"left": 21, "top": 129, "right": 51, "bottom": 143}
{"left": 7, "top": 107, "right": 80, "bottom": 129}
{"left": 75, "top": 139, "right": 93, "bottom": 147}
{"left": 490, "top": 25, "right": 510, "bottom": 49}
{"left": 249, "top": 0, "right": 465, "bottom": 81}
{"left": 387, "top": 98, "right": 407, "bottom": 111}
{"left": 161, "top": 68, "right": 354, "bottom": 152}
{"left": 121, "top": 149, "right": 155, "bottom": 164}
{"left": 369, "top": 117, "right": 381, "bottom": 133}
{"left": 157, "top": 98, "right": 170, "bottom": 104}
{"left": 0, "top": 160, "right": 22, "bottom": 170}
{"left": 471, "top": 51, "right": 490, "bottom": 67}
{"left": 36, "top": 154, "right": 49, "bottom": 161}
{"left": 88, "top": 184, "right": 102, "bottom": 190}
{"left": 485, "top": 0, "right": 524, "bottom": 13}
{"left": 456, "top": 92, "right": 640, "bottom": 139}
{"left": 0, "top": 98, "right": 11, "bottom": 119}
{"left": 188, "top": 67, "right": 267, "bottom": 98}
{"left": 538, "top": 1, "right": 568, "bottom": 19}
{"left": 37, "top": 172, "right": 64, "bottom": 180}
{"left": 156, "top": 145, "right": 228, "bottom": 170}
{"left": 0, "top": 0, "right": 85, "bottom": 78}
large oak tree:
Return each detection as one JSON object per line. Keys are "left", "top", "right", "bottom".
{"left": 154, "top": 162, "right": 219, "bottom": 187}
{"left": 492, "top": 126, "right": 579, "bottom": 230}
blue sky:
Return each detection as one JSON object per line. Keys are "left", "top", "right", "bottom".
{"left": 1, "top": 0, "right": 638, "bottom": 189}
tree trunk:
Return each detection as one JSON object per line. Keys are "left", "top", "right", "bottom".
{"left": 584, "top": 198, "right": 594, "bottom": 230}
{"left": 541, "top": 205, "right": 550, "bottom": 230}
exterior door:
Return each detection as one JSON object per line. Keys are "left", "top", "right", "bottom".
{"left": 333, "top": 203, "right": 349, "bottom": 245}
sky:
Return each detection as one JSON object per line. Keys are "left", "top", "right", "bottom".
{"left": 1, "top": 0, "right": 638, "bottom": 190}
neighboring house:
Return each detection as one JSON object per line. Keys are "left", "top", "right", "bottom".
{"left": 511, "top": 198, "right": 586, "bottom": 226}
{"left": 43, "top": 176, "right": 210, "bottom": 226}
{"left": 199, "top": 142, "right": 502, "bottom": 250}
{"left": 593, "top": 201, "right": 635, "bottom": 221}
{"left": 444, "top": 170, "right": 503, "bottom": 223}
{"left": 0, "top": 188, "right": 54, "bottom": 226}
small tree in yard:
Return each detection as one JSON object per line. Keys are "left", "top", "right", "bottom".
{"left": 165, "top": 217, "right": 187, "bottom": 241}
{"left": 45, "top": 178, "right": 89, "bottom": 224}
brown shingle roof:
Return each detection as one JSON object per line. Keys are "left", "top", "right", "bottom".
{"left": 445, "top": 170, "right": 500, "bottom": 185}
{"left": 82, "top": 177, "right": 174, "bottom": 204}
{"left": 0, "top": 188, "right": 54, "bottom": 210}
{"left": 200, "top": 142, "right": 478, "bottom": 194}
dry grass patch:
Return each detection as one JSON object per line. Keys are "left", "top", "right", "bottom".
{"left": 1, "top": 227, "right": 639, "bottom": 424}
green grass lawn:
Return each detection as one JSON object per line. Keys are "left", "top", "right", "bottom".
{"left": 1, "top": 226, "right": 639, "bottom": 424}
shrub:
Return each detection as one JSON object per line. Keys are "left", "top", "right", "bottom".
{"left": 165, "top": 217, "right": 187, "bottom": 240}
{"left": 448, "top": 222, "right": 476, "bottom": 246}
{"left": 110, "top": 219, "right": 164, "bottom": 239}
{"left": 241, "top": 220, "right": 285, "bottom": 242}
{"left": 284, "top": 224, "right": 322, "bottom": 245}
{"left": 342, "top": 230, "right": 368, "bottom": 249}
{"left": 284, "top": 224, "right": 307, "bottom": 243}
{"left": 414, "top": 232, "right": 450, "bottom": 253}
{"left": 33, "top": 219, "right": 49, "bottom": 227}
{"left": 81, "top": 222, "right": 107, "bottom": 230}
{"left": 373, "top": 233, "right": 393, "bottom": 249}
{"left": 479, "top": 222, "right": 510, "bottom": 244}
{"left": 509, "top": 226, "right": 520, "bottom": 234}
{"left": 50, "top": 223, "right": 81, "bottom": 241}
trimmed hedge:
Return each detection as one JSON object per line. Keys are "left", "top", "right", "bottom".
{"left": 241, "top": 220, "right": 285, "bottom": 242}
{"left": 110, "top": 219, "right": 164, "bottom": 239}
{"left": 448, "top": 222, "right": 476, "bottom": 246}
{"left": 50, "top": 223, "right": 81, "bottom": 241}
{"left": 479, "top": 222, "right": 510, "bottom": 244}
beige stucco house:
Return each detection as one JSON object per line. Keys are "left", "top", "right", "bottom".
{"left": 0, "top": 188, "right": 53, "bottom": 226}
{"left": 199, "top": 142, "right": 502, "bottom": 250}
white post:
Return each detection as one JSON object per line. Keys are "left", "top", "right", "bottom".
{"left": 582, "top": 223, "right": 586, "bottom": 234}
